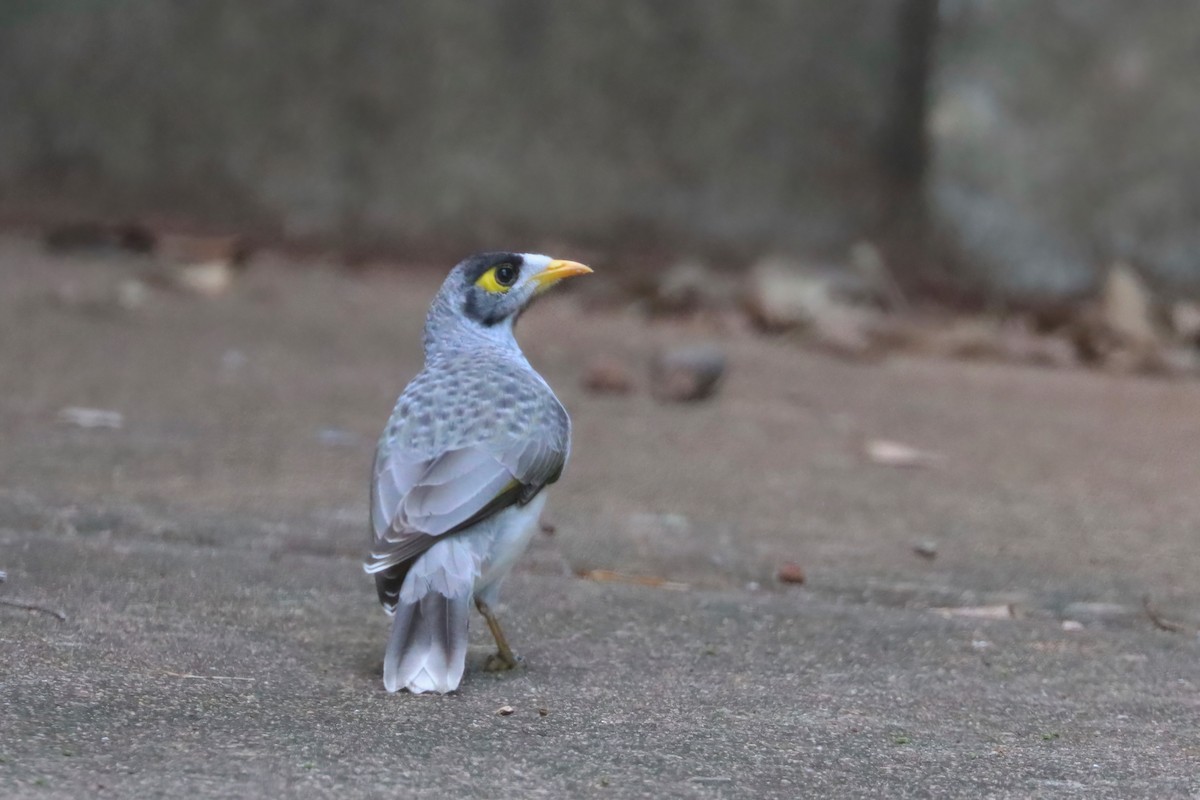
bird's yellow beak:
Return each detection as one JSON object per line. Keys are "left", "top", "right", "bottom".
{"left": 532, "top": 259, "right": 592, "bottom": 292}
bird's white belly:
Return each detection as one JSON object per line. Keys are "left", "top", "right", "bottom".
{"left": 471, "top": 492, "right": 546, "bottom": 606}
{"left": 397, "top": 493, "right": 547, "bottom": 607}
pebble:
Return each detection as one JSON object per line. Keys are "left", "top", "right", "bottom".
{"left": 650, "top": 344, "right": 726, "bottom": 402}
{"left": 776, "top": 562, "right": 806, "bottom": 585}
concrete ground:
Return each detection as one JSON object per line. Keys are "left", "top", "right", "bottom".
{"left": 1, "top": 237, "right": 1198, "bottom": 798}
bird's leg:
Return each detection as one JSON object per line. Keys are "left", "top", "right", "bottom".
{"left": 475, "top": 597, "right": 519, "bottom": 671}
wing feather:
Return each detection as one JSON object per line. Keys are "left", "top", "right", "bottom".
{"left": 407, "top": 463, "right": 514, "bottom": 531}
{"left": 366, "top": 380, "right": 569, "bottom": 598}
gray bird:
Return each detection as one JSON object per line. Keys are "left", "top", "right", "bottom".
{"left": 364, "top": 251, "right": 592, "bottom": 693}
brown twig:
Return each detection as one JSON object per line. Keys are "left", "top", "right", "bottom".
{"left": 0, "top": 598, "right": 67, "bottom": 621}
{"left": 579, "top": 569, "right": 690, "bottom": 591}
{"left": 1142, "top": 595, "right": 1189, "bottom": 634}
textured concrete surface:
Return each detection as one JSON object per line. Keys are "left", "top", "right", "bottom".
{"left": 2, "top": 237, "right": 1199, "bottom": 797}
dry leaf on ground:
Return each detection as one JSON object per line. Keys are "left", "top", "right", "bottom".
{"left": 579, "top": 569, "right": 689, "bottom": 591}
{"left": 933, "top": 605, "right": 1016, "bottom": 620}
{"left": 57, "top": 407, "right": 124, "bottom": 429}
{"left": 864, "top": 439, "right": 943, "bottom": 468}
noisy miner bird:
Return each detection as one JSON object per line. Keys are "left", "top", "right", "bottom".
{"left": 364, "top": 252, "right": 592, "bottom": 693}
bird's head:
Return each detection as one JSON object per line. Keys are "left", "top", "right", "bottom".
{"left": 427, "top": 252, "right": 592, "bottom": 347}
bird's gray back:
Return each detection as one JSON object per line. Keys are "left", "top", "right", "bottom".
{"left": 382, "top": 348, "right": 569, "bottom": 463}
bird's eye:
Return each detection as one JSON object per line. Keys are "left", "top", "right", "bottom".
{"left": 494, "top": 264, "right": 517, "bottom": 286}
{"left": 474, "top": 262, "right": 521, "bottom": 293}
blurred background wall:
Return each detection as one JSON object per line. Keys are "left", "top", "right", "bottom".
{"left": 1, "top": 0, "right": 1197, "bottom": 301}
{"left": 931, "top": 0, "right": 1200, "bottom": 303}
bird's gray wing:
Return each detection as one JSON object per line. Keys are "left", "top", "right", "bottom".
{"left": 365, "top": 393, "right": 568, "bottom": 609}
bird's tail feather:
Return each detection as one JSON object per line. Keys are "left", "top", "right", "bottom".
{"left": 383, "top": 592, "right": 470, "bottom": 694}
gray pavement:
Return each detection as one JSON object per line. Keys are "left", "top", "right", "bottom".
{"left": 1, "top": 238, "right": 1198, "bottom": 797}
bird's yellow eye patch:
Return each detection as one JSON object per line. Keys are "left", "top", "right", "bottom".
{"left": 475, "top": 263, "right": 518, "bottom": 293}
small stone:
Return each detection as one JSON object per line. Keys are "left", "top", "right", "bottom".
{"left": 1061, "top": 620, "right": 1085, "bottom": 632}
{"left": 147, "top": 234, "right": 249, "bottom": 299}
{"left": 650, "top": 344, "right": 726, "bottom": 403}
{"left": 744, "top": 257, "right": 835, "bottom": 331}
{"left": 1101, "top": 262, "right": 1159, "bottom": 349}
{"left": 582, "top": 356, "right": 634, "bottom": 394}
{"left": 537, "top": 708, "right": 549, "bottom": 717}
{"left": 177, "top": 260, "right": 234, "bottom": 298}
{"left": 1170, "top": 301, "right": 1200, "bottom": 344}
{"left": 808, "top": 305, "right": 881, "bottom": 361}
{"left": 496, "top": 705, "right": 515, "bottom": 716}
{"left": 776, "top": 561, "right": 806, "bottom": 585}
{"left": 913, "top": 540, "right": 938, "bottom": 560}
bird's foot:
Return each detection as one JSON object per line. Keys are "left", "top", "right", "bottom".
{"left": 483, "top": 651, "right": 522, "bottom": 672}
